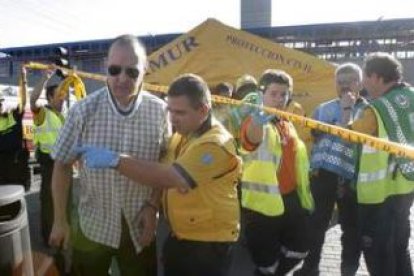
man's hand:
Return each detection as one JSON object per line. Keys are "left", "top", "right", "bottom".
{"left": 49, "top": 221, "right": 70, "bottom": 250}
{"left": 237, "top": 91, "right": 263, "bottom": 117}
{"left": 76, "top": 146, "right": 120, "bottom": 169}
{"left": 251, "top": 109, "right": 275, "bottom": 126}
{"left": 340, "top": 91, "right": 357, "bottom": 109}
{"left": 137, "top": 205, "right": 158, "bottom": 247}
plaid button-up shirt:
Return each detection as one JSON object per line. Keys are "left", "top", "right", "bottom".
{"left": 52, "top": 87, "right": 170, "bottom": 253}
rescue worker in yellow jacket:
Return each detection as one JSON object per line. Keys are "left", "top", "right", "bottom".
{"left": 77, "top": 73, "right": 242, "bottom": 276}
{"left": 344, "top": 52, "right": 414, "bottom": 276}
{"left": 240, "top": 69, "right": 314, "bottom": 276}
{"left": 30, "top": 68, "right": 65, "bottom": 246}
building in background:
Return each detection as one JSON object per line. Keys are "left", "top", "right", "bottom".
{"left": 1, "top": 18, "right": 414, "bottom": 90}
{"left": 241, "top": 0, "right": 271, "bottom": 29}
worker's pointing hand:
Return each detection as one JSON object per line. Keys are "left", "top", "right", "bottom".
{"left": 76, "top": 145, "right": 120, "bottom": 169}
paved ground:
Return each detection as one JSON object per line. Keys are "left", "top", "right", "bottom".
{"left": 25, "top": 175, "right": 414, "bottom": 275}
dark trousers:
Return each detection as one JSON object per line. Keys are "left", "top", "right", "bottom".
{"left": 244, "top": 192, "right": 309, "bottom": 275}
{"left": 359, "top": 193, "right": 414, "bottom": 276}
{"left": 163, "top": 235, "right": 234, "bottom": 276}
{"left": 37, "top": 151, "right": 55, "bottom": 245}
{"left": 0, "top": 150, "right": 30, "bottom": 190}
{"left": 301, "top": 169, "right": 361, "bottom": 276}
{"left": 72, "top": 216, "right": 157, "bottom": 276}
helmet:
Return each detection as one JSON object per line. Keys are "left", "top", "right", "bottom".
{"left": 235, "top": 74, "right": 258, "bottom": 92}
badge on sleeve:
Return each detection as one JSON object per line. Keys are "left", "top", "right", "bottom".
{"left": 201, "top": 153, "right": 214, "bottom": 165}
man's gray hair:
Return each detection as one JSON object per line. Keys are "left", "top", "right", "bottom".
{"left": 335, "top": 62, "right": 362, "bottom": 81}
{"left": 110, "top": 34, "right": 147, "bottom": 69}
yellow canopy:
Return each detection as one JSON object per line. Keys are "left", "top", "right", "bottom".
{"left": 146, "top": 18, "right": 336, "bottom": 114}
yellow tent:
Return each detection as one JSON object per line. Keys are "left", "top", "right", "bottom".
{"left": 146, "top": 18, "right": 336, "bottom": 114}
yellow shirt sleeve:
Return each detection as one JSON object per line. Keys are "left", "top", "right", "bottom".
{"left": 173, "top": 143, "right": 239, "bottom": 188}
{"left": 350, "top": 107, "right": 378, "bottom": 137}
{"left": 33, "top": 107, "right": 46, "bottom": 126}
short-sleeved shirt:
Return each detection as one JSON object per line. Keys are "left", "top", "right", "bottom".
{"left": 310, "top": 98, "right": 368, "bottom": 179}
{"left": 349, "top": 107, "right": 378, "bottom": 137}
{"left": 51, "top": 87, "right": 170, "bottom": 253}
{"left": 173, "top": 139, "right": 239, "bottom": 188}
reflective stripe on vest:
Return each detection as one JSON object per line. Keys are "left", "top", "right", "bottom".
{"left": 357, "top": 107, "right": 414, "bottom": 204}
{"left": 242, "top": 181, "right": 280, "bottom": 194}
{"left": 241, "top": 123, "right": 285, "bottom": 216}
{"left": 243, "top": 147, "right": 281, "bottom": 164}
{"left": 379, "top": 97, "right": 414, "bottom": 176}
{"left": 33, "top": 108, "right": 63, "bottom": 154}
{"left": 357, "top": 109, "right": 389, "bottom": 204}
{"left": 281, "top": 246, "right": 308, "bottom": 259}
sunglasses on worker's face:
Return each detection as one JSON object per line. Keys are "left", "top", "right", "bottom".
{"left": 107, "top": 65, "right": 140, "bottom": 79}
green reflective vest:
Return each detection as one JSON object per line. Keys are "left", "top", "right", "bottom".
{"left": 0, "top": 112, "right": 16, "bottom": 132}
{"left": 357, "top": 107, "right": 414, "bottom": 204}
{"left": 241, "top": 121, "right": 314, "bottom": 216}
{"left": 371, "top": 85, "right": 414, "bottom": 180}
{"left": 33, "top": 108, "right": 63, "bottom": 154}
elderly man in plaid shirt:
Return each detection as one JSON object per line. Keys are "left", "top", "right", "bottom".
{"left": 49, "top": 34, "right": 171, "bottom": 276}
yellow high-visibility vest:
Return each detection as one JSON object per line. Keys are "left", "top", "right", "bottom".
{"left": 357, "top": 107, "right": 414, "bottom": 204}
{"left": 33, "top": 108, "right": 63, "bottom": 154}
{"left": 241, "top": 122, "right": 313, "bottom": 216}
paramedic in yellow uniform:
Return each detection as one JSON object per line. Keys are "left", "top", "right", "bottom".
{"left": 77, "top": 73, "right": 242, "bottom": 276}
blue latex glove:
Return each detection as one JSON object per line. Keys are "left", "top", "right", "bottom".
{"left": 237, "top": 91, "right": 262, "bottom": 117}
{"left": 76, "top": 146, "right": 120, "bottom": 169}
{"left": 251, "top": 109, "right": 276, "bottom": 126}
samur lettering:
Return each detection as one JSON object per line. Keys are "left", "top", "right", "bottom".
{"left": 147, "top": 36, "right": 199, "bottom": 74}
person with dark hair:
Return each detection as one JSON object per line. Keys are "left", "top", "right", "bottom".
{"left": 30, "top": 69, "right": 65, "bottom": 247}
{"left": 215, "top": 82, "right": 234, "bottom": 99}
{"left": 0, "top": 66, "right": 29, "bottom": 189}
{"left": 212, "top": 82, "right": 234, "bottom": 131}
{"left": 345, "top": 52, "right": 414, "bottom": 276}
{"left": 296, "top": 63, "right": 368, "bottom": 276}
{"left": 234, "top": 74, "right": 258, "bottom": 100}
{"left": 239, "top": 69, "right": 313, "bottom": 276}
{"left": 77, "top": 73, "right": 242, "bottom": 276}
{"left": 49, "top": 34, "right": 171, "bottom": 275}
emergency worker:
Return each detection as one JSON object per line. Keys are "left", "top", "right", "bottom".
{"left": 240, "top": 69, "right": 313, "bottom": 276}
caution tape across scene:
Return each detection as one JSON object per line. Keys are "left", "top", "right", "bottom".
{"left": 24, "top": 62, "right": 414, "bottom": 160}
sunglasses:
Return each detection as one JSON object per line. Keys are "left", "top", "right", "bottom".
{"left": 107, "top": 65, "right": 140, "bottom": 79}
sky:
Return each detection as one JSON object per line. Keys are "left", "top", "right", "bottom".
{"left": 0, "top": 0, "right": 413, "bottom": 49}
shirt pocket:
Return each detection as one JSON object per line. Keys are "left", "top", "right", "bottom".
{"left": 171, "top": 208, "right": 213, "bottom": 234}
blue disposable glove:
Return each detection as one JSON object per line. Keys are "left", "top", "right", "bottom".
{"left": 251, "top": 109, "right": 276, "bottom": 126}
{"left": 76, "top": 146, "right": 120, "bottom": 169}
{"left": 237, "top": 91, "right": 262, "bottom": 117}
{"left": 245, "top": 92, "right": 276, "bottom": 125}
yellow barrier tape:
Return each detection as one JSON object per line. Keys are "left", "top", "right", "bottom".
{"left": 25, "top": 62, "right": 107, "bottom": 82}
{"left": 25, "top": 62, "right": 414, "bottom": 160}
{"left": 56, "top": 74, "right": 86, "bottom": 101}
{"left": 213, "top": 96, "right": 414, "bottom": 160}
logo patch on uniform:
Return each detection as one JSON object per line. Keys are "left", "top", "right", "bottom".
{"left": 201, "top": 153, "right": 213, "bottom": 165}
{"left": 394, "top": 94, "right": 409, "bottom": 108}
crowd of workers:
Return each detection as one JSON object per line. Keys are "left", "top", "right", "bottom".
{"left": 0, "top": 33, "right": 413, "bottom": 276}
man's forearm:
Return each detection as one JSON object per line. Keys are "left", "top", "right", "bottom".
{"left": 117, "top": 156, "right": 184, "bottom": 189}
{"left": 30, "top": 75, "right": 48, "bottom": 111}
{"left": 52, "top": 161, "right": 72, "bottom": 224}
{"left": 246, "top": 120, "right": 264, "bottom": 145}
{"left": 19, "top": 72, "right": 27, "bottom": 113}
